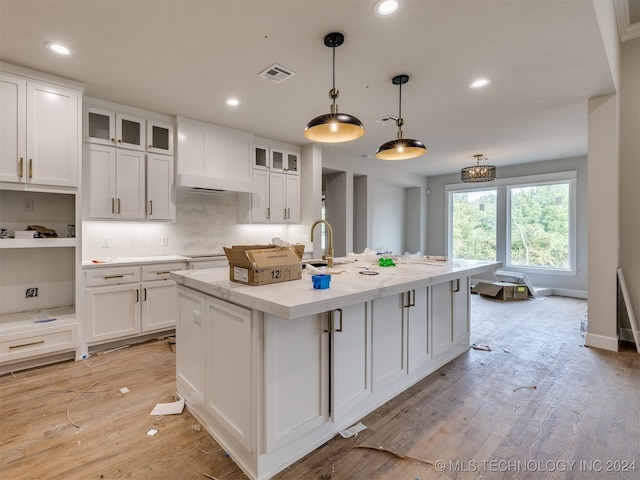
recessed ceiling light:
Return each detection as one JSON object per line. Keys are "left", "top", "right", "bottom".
{"left": 375, "top": 0, "right": 402, "bottom": 16}
{"left": 226, "top": 98, "right": 239, "bottom": 106}
{"left": 469, "top": 78, "right": 491, "bottom": 88}
{"left": 46, "top": 42, "right": 71, "bottom": 56}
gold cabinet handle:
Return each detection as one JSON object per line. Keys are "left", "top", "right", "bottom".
{"left": 111, "top": 198, "right": 115, "bottom": 214}
{"left": 324, "top": 311, "right": 331, "bottom": 333}
{"left": 103, "top": 274, "right": 124, "bottom": 280}
{"left": 452, "top": 278, "right": 461, "bottom": 293}
{"left": 28, "top": 158, "right": 33, "bottom": 178}
{"left": 149, "top": 200, "right": 153, "bottom": 216}
{"left": 266, "top": 207, "right": 270, "bottom": 220}
{"left": 117, "top": 139, "right": 122, "bottom": 144}
{"left": 111, "top": 138, "right": 116, "bottom": 143}
{"left": 135, "top": 289, "right": 139, "bottom": 302}
{"left": 155, "top": 271, "right": 170, "bottom": 275}
{"left": 117, "top": 198, "right": 121, "bottom": 214}
{"left": 18, "top": 157, "right": 24, "bottom": 178}
{"left": 143, "top": 288, "right": 147, "bottom": 301}
{"left": 404, "top": 290, "right": 416, "bottom": 308}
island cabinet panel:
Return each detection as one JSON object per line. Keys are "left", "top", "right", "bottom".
{"left": 406, "top": 287, "right": 430, "bottom": 373}
{"left": 176, "top": 286, "right": 206, "bottom": 408}
{"left": 330, "top": 303, "right": 371, "bottom": 420}
{"left": 371, "top": 294, "right": 407, "bottom": 391}
{"left": 431, "top": 276, "right": 470, "bottom": 358}
{"left": 264, "top": 313, "right": 328, "bottom": 451}
{"left": 206, "top": 297, "right": 253, "bottom": 452}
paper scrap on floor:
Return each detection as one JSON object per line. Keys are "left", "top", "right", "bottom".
{"left": 338, "top": 421, "right": 367, "bottom": 438}
{"left": 150, "top": 397, "right": 184, "bottom": 416}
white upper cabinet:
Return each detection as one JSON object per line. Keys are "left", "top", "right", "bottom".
{"left": 146, "top": 120, "right": 174, "bottom": 155}
{"left": 84, "top": 106, "right": 146, "bottom": 151}
{"left": 244, "top": 140, "right": 300, "bottom": 224}
{"left": 146, "top": 153, "right": 174, "bottom": 220}
{"left": 0, "top": 71, "right": 80, "bottom": 188}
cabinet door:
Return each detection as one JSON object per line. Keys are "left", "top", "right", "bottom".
{"left": 265, "top": 313, "right": 328, "bottom": 451}
{"left": 285, "top": 174, "right": 300, "bottom": 223}
{"left": 407, "top": 288, "right": 430, "bottom": 373}
{"left": 0, "top": 73, "right": 26, "bottom": 183}
{"left": 269, "top": 172, "right": 286, "bottom": 223}
{"left": 253, "top": 144, "right": 269, "bottom": 170}
{"left": 285, "top": 152, "right": 299, "bottom": 175}
{"left": 176, "top": 287, "right": 206, "bottom": 407}
{"left": 431, "top": 281, "right": 453, "bottom": 357}
{"left": 116, "top": 149, "right": 145, "bottom": 219}
{"left": 371, "top": 294, "right": 407, "bottom": 391}
{"left": 141, "top": 279, "right": 177, "bottom": 332}
{"left": 331, "top": 303, "right": 371, "bottom": 420}
{"left": 84, "top": 106, "right": 116, "bottom": 146}
{"left": 85, "top": 284, "right": 140, "bottom": 343}
{"left": 452, "top": 276, "right": 470, "bottom": 343}
{"left": 146, "top": 120, "right": 173, "bottom": 155}
{"left": 115, "top": 112, "right": 145, "bottom": 151}
{"left": 146, "top": 154, "right": 174, "bottom": 220}
{"left": 206, "top": 297, "right": 253, "bottom": 451}
{"left": 270, "top": 148, "right": 285, "bottom": 172}
{"left": 251, "top": 169, "right": 270, "bottom": 223}
{"left": 84, "top": 143, "right": 117, "bottom": 219}
{"left": 26, "top": 80, "right": 79, "bottom": 187}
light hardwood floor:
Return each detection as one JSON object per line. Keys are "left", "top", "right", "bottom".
{"left": 1, "top": 295, "right": 638, "bottom": 480}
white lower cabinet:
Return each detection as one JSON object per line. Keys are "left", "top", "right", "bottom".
{"left": 264, "top": 313, "right": 328, "bottom": 451}
{"left": 432, "top": 276, "right": 470, "bottom": 358}
{"left": 330, "top": 303, "right": 371, "bottom": 420}
{"left": 176, "top": 287, "right": 206, "bottom": 408}
{"left": 84, "top": 262, "right": 184, "bottom": 345}
{"left": 206, "top": 296, "right": 253, "bottom": 451}
{"left": 371, "top": 294, "right": 407, "bottom": 390}
{"left": 407, "top": 288, "right": 430, "bottom": 373}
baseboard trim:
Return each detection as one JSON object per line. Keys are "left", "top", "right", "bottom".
{"left": 584, "top": 332, "right": 619, "bottom": 351}
{"left": 550, "top": 288, "right": 588, "bottom": 298}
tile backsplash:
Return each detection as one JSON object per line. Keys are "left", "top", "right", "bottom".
{"left": 82, "top": 190, "right": 310, "bottom": 260}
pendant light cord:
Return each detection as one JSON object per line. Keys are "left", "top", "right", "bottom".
{"left": 331, "top": 45, "right": 337, "bottom": 107}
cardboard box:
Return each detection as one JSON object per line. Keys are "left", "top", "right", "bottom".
{"left": 472, "top": 281, "right": 530, "bottom": 301}
{"left": 223, "top": 244, "right": 305, "bottom": 286}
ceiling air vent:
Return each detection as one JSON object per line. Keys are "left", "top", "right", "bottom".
{"left": 259, "top": 64, "right": 296, "bottom": 83}
{"left": 375, "top": 115, "right": 398, "bottom": 125}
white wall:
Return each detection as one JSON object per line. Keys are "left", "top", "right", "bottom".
{"left": 370, "top": 180, "right": 405, "bottom": 254}
{"left": 619, "top": 36, "right": 640, "bottom": 341}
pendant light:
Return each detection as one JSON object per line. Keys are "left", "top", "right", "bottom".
{"left": 461, "top": 154, "right": 496, "bottom": 182}
{"left": 304, "top": 32, "right": 365, "bottom": 143}
{"left": 375, "top": 75, "right": 427, "bottom": 160}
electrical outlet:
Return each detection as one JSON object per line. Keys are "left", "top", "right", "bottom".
{"left": 160, "top": 236, "right": 168, "bottom": 246}
{"left": 101, "top": 237, "right": 110, "bottom": 248}
{"left": 23, "top": 199, "right": 34, "bottom": 211}
{"left": 25, "top": 287, "right": 38, "bottom": 298}
{"left": 301, "top": 234, "right": 310, "bottom": 242}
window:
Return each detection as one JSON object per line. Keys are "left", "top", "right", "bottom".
{"left": 451, "top": 189, "right": 497, "bottom": 261}
{"left": 509, "top": 183, "right": 570, "bottom": 269}
{"left": 446, "top": 171, "right": 576, "bottom": 275}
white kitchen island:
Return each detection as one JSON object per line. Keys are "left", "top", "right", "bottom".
{"left": 171, "top": 258, "right": 500, "bottom": 480}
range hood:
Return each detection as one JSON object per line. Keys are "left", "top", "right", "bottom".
{"left": 175, "top": 173, "right": 255, "bottom": 194}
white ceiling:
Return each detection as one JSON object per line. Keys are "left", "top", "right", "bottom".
{"left": 0, "top": 0, "right": 621, "bottom": 177}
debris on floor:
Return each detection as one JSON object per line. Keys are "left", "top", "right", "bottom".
{"left": 471, "top": 343, "right": 492, "bottom": 351}
{"left": 66, "top": 381, "right": 100, "bottom": 428}
{"left": 146, "top": 428, "right": 158, "bottom": 436}
{"left": 150, "top": 397, "right": 184, "bottom": 416}
{"left": 513, "top": 385, "right": 537, "bottom": 392}
{"left": 352, "top": 445, "right": 435, "bottom": 467}
{"left": 338, "top": 421, "right": 367, "bottom": 438}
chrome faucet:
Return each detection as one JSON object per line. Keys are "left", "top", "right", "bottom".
{"left": 310, "top": 220, "right": 334, "bottom": 268}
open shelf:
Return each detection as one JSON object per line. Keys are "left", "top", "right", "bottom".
{"left": 0, "top": 238, "right": 77, "bottom": 249}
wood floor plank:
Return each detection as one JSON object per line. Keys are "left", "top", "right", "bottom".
{"left": 1, "top": 295, "right": 638, "bottom": 480}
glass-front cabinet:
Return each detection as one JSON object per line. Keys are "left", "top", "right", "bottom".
{"left": 84, "top": 106, "right": 146, "bottom": 151}
{"left": 147, "top": 120, "right": 173, "bottom": 155}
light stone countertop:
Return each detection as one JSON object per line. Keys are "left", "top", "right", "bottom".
{"left": 82, "top": 254, "right": 226, "bottom": 268}
{"left": 171, "top": 258, "right": 501, "bottom": 320}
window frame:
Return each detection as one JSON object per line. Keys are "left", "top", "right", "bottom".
{"left": 446, "top": 171, "right": 577, "bottom": 276}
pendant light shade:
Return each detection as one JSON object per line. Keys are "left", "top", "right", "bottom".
{"left": 461, "top": 154, "right": 496, "bottom": 182}
{"left": 375, "top": 74, "right": 427, "bottom": 160}
{"left": 304, "top": 32, "right": 365, "bottom": 143}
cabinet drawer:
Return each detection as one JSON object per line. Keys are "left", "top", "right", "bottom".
{"left": 85, "top": 266, "right": 140, "bottom": 286}
{"left": 141, "top": 262, "right": 186, "bottom": 280}
{"left": 1, "top": 323, "right": 78, "bottom": 363}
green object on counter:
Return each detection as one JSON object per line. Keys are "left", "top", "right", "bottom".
{"left": 378, "top": 257, "right": 395, "bottom": 267}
